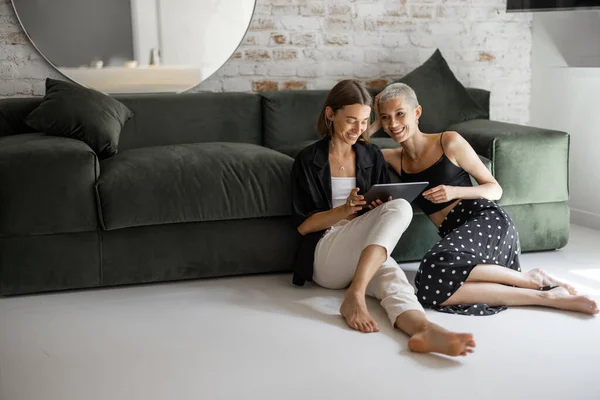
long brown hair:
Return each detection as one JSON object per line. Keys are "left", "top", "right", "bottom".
{"left": 316, "top": 80, "right": 372, "bottom": 143}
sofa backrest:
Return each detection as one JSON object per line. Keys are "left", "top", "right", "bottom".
{"left": 0, "top": 98, "right": 43, "bottom": 138}
{"left": 116, "top": 92, "right": 263, "bottom": 150}
{"left": 0, "top": 87, "right": 488, "bottom": 151}
{"left": 261, "top": 90, "right": 328, "bottom": 150}
{"left": 261, "top": 87, "right": 489, "bottom": 149}
{"left": 0, "top": 91, "right": 263, "bottom": 150}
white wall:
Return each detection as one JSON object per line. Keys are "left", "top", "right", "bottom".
{"left": 530, "top": 10, "right": 600, "bottom": 230}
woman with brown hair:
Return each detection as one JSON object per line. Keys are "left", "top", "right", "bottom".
{"left": 291, "top": 79, "right": 476, "bottom": 356}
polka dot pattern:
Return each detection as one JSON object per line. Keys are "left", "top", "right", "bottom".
{"left": 414, "top": 199, "right": 521, "bottom": 316}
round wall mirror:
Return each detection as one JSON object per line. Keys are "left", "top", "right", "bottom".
{"left": 12, "top": 0, "right": 255, "bottom": 94}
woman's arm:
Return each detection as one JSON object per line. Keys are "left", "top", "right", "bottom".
{"left": 297, "top": 188, "right": 367, "bottom": 235}
{"left": 366, "top": 94, "right": 382, "bottom": 139}
{"left": 422, "top": 131, "right": 502, "bottom": 203}
{"left": 297, "top": 204, "right": 351, "bottom": 236}
{"left": 293, "top": 156, "right": 366, "bottom": 235}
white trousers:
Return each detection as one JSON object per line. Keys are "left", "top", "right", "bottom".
{"left": 313, "top": 199, "right": 424, "bottom": 326}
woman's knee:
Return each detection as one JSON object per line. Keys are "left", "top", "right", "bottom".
{"left": 381, "top": 198, "right": 413, "bottom": 221}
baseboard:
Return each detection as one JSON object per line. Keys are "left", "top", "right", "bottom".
{"left": 570, "top": 207, "right": 600, "bottom": 231}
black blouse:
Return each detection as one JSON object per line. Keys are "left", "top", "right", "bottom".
{"left": 290, "top": 137, "right": 390, "bottom": 286}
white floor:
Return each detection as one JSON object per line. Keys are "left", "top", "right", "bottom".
{"left": 1, "top": 225, "right": 600, "bottom": 400}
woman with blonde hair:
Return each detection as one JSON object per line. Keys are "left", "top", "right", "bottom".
{"left": 371, "top": 82, "right": 598, "bottom": 316}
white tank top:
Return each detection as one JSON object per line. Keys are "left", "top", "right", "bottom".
{"left": 331, "top": 177, "right": 356, "bottom": 208}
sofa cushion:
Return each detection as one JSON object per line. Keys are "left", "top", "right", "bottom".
{"left": 393, "top": 49, "right": 488, "bottom": 133}
{"left": 97, "top": 143, "right": 294, "bottom": 230}
{"left": 24, "top": 78, "right": 133, "bottom": 159}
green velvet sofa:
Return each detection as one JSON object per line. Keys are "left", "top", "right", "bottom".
{"left": 0, "top": 88, "right": 570, "bottom": 295}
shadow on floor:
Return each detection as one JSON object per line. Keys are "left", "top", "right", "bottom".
{"left": 201, "top": 273, "right": 465, "bottom": 369}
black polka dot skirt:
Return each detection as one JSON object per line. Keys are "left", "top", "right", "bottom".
{"left": 415, "top": 199, "right": 521, "bottom": 316}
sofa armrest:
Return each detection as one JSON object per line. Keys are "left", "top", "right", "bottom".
{"left": 448, "top": 119, "right": 569, "bottom": 206}
{"left": 0, "top": 134, "right": 100, "bottom": 236}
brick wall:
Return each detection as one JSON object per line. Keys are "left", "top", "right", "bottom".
{"left": 0, "top": 0, "right": 532, "bottom": 124}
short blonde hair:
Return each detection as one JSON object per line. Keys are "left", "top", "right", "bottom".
{"left": 378, "top": 82, "right": 419, "bottom": 109}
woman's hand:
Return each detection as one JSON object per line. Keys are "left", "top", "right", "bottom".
{"left": 343, "top": 188, "right": 367, "bottom": 214}
{"left": 367, "top": 195, "right": 393, "bottom": 210}
{"left": 373, "top": 93, "right": 381, "bottom": 120}
{"left": 422, "top": 185, "right": 458, "bottom": 204}
{"left": 366, "top": 94, "right": 382, "bottom": 138}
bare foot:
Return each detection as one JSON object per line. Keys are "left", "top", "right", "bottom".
{"left": 340, "top": 291, "right": 380, "bottom": 333}
{"left": 408, "top": 325, "right": 476, "bottom": 357}
{"left": 542, "top": 287, "right": 599, "bottom": 315}
{"left": 527, "top": 268, "right": 578, "bottom": 295}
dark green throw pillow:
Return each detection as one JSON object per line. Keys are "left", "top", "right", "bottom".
{"left": 25, "top": 78, "right": 133, "bottom": 158}
{"left": 395, "top": 49, "right": 488, "bottom": 133}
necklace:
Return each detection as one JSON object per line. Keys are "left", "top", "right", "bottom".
{"left": 330, "top": 149, "right": 351, "bottom": 171}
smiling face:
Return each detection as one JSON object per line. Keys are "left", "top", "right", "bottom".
{"left": 327, "top": 103, "right": 372, "bottom": 145}
{"left": 379, "top": 97, "right": 422, "bottom": 143}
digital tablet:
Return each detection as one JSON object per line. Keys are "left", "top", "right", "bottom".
{"left": 363, "top": 182, "right": 429, "bottom": 206}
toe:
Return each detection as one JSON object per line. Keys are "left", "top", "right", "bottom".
{"left": 358, "top": 322, "right": 369, "bottom": 333}
{"left": 371, "top": 321, "right": 380, "bottom": 332}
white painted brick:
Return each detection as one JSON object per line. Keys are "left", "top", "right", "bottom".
{"left": 238, "top": 64, "right": 259, "bottom": 75}
{"left": 291, "top": 32, "right": 319, "bottom": 47}
{"left": 217, "top": 64, "right": 239, "bottom": 77}
{"left": 304, "top": 48, "right": 363, "bottom": 63}
{"left": 354, "top": 64, "right": 384, "bottom": 79}
{"left": 223, "top": 78, "right": 252, "bottom": 92}
{"left": 324, "top": 62, "right": 356, "bottom": 78}
{"left": 280, "top": 16, "right": 321, "bottom": 31}
{"left": 307, "top": 78, "right": 342, "bottom": 91}
{"left": 267, "top": 63, "right": 297, "bottom": 77}
{"left": 353, "top": 33, "right": 381, "bottom": 47}
{"left": 272, "top": 6, "right": 300, "bottom": 16}
{"left": 381, "top": 34, "right": 411, "bottom": 49}
{"left": 270, "top": 0, "right": 300, "bottom": 6}
{"left": 364, "top": 18, "right": 414, "bottom": 32}
{"left": 354, "top": 3, "right": 386, "bottom": 17}
{"left": 364, "top": 49, "right": 379, "bottom": 64}
{"left": 426, "top": 21, "right": 469, "bottom": 36}
{"left": 253, "top": 5, "right": 272, "bottom": 15}
{"left": 196, "top": 77, "right": 223, "bottom": 92}
{"left": 297, "top": 64, "right": 325, "bottom": 78}
{"left": 438, "top": 5, "right": 500, "bottom": 21}
{"left": 378, "top": 49, "right": 420, "bottom": 64}
{"left": 0, "top": 78, "right": 36, "bottom": 97}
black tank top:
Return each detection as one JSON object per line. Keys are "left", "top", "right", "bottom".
{"left": 401, "top": 133, "right": 472, "bottom": 215}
